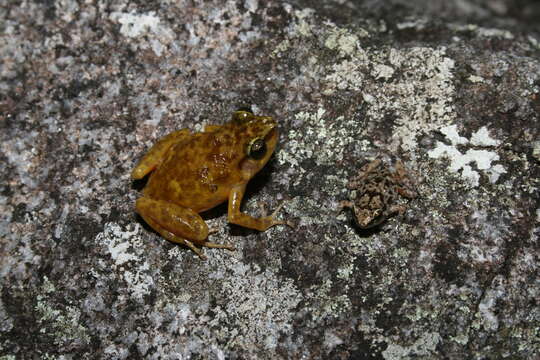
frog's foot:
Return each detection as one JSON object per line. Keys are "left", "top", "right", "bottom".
{"left": 184, "top": 240, "right": 208, "bottom": 260}
{"left": 228, "top": 186, "right": 294, "bottom": 231}
{"left": 258, "top": 201, "right": 296, "bottom": 229}
{"left": 202, "top": 241, "right": 236, "bottom": 251}
{"left": 184, "top": 240, "right": 235, "bottom": 259}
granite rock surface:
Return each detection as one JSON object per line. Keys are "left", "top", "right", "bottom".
{"left": 1, "top": 0, "right": 539, "bottom": 359}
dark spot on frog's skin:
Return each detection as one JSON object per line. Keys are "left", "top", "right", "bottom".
{"left": 210, "top": 134, "right": 222, "bottom": 147}
{"left": 209, "top": 184, "right": 218, "bottom": 193}
{"left": 206, "top": 152, "right": 224, "bottom": 165}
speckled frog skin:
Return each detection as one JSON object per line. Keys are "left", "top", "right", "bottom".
{"left": 131, "top": 111, "right": 289, "bottom": 259}
{"left": 340, "top": 159, "right": 417, "bottom": 228}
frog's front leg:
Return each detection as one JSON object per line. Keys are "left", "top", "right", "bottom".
{"left": 135, "top": 197, "right": 235, "bottom": 259}
{"left": 227, "top": 184, "right": 291, "bottom": 231}
{"left": 132, "top": 129, "right": 191, "bottom": 180}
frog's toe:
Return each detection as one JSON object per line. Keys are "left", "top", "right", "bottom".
{"left": 277, "top": 218, "right": 296, "bottom": 229}
{"left": 184, "top": 240, "right": 208, "bottom": 260}
{"left": 265, "top": 201, "right": 295, "bottom": 228}
{"left": 203, "top": 241, "right": 236, "bottom": 251}
{"left": 207, "top": 227, "right": 220, "bottom": 235}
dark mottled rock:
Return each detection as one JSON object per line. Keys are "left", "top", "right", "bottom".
{"left": 1, "top": 0, "right": 539, "bottom": 359}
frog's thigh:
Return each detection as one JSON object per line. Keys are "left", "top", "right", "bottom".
{"left": 131, "top": 129, "right": 191, "bottom": 179}
{"left": 135, "top": 197, "right": 209, "bottom": 243}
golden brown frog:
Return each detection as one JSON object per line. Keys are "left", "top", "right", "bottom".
{"left": 340, "top": 159, "right": 417, "bottom": 229}
{"left": 131, "top": 110, "right": 290, "bottom": 259}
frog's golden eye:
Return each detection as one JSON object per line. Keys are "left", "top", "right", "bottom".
{"left": 247, "top": 137, "right": 267, "bottom": 160}
{"left": 232, "top": 110, "right": 254, "bottom": 123}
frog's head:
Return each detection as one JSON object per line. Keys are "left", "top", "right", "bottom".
{"left": 231, "top": 110, "right": 278, "bottom": 180}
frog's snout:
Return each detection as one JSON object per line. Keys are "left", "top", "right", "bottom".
{"left": 260, "top": 116, "right": 276, "bottom": 126}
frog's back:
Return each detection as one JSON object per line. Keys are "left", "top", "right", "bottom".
{"left": 143, "top": 129, "right": 244, "bottom": 212}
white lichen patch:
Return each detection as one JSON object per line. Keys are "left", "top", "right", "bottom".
{"left": 111, "top": 12, "right": 159, "bottom": 38}
{"left": 109, "top": 11, "right": 174, "bottom": 56}
{"left": 274, "top": 18, "right": 459, "bottom": 153}
{"left": 450, "top": 24, "right": 515, "bottom": 40}
{"left": 470, "top": 126, "right": 502, "bottom": 147}
{"left": 440, "top": 124, "right": 469, "bottom": 145}
{"left": 428, "top": 125, "right": 505, "bottom": 186}
{"left": 324, "top": 45, "right": 457, "bottom": 151}
{"left": 97, "top": 222, "right": 155, "bottom": 300}
{"left": 468, "top": 75, "right": 485, "bottom": 83}
{"left": 206, "top": 260, "right": 302, "bottom": 353}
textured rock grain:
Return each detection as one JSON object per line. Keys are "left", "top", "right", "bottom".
{"left": 1, "top": 0, "right": 539, "bottom": 359}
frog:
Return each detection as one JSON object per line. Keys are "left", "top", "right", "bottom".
{"left": 131, "top": 110, "right": 291, "bottom": 259}
{"left": 339, "top": 158, "right": 417, "bottom": 229}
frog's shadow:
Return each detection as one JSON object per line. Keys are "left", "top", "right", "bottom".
{"left": 131, "top": 177, "right": 148, "bottom": 192}
{"left": 341, "top": 208, "right": 384, "bottom": 237}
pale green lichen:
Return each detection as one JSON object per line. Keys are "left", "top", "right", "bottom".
{"left": 34, "top": 277, "right": 90, "bottom": 346}
{"left": 277, "top": 109, "right": 363, "bottom": 171}
{"left": 290, "top": 8, "right": 316, "bottom": 37}
{"left": 450, "top": 333, "right": 470, "bottom": 345}
{"left": 324, "top": 25, "right": 368, "bottom": 56}
{"left": 274, "top": 20, "right": 457, "bottom": 155}
{"left": 271, "top": 38, "right": 291, "bottom": 57}
{"left": 209, "top": 260, "right": 302, "bottom": 352}
{"left": 308, "top": 278, "right": 352, "bottom": 322}
{"left": 382, "top": 332, "right": 442, "bottom": 359}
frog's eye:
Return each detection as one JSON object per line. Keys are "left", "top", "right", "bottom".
{"left": 247, "top": 137, "right": 267, "bottom": 160}
{"left": 232, "top": 110, "right": 254, "bottom": 123}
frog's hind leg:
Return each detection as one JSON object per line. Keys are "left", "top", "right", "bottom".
{"left": 135, "top": 197, "right": 235, "bottom": 259}
{"left": 131, "top": 129, "right": 191, "bottom": 180}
